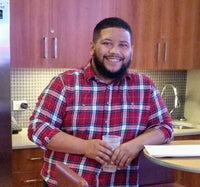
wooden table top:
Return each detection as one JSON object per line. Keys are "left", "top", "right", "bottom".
{"left": 144, "top": 140, "right": 200, "bottom": 173}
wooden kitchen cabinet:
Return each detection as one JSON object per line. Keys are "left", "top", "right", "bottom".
{"left": 50, "top": 0, "right": 117, "bottom": 68}
{"left": 11, "top": 0, "right": 200, "bottom": 69}
{"left": 115, "top": 0, "right": 162, "bottom": 70}
{"left": 129, "top": 0, "right": 200, "bottom": 70}
{"left": 12, "top": 148, "right": 44, "bottom": 187}
{"left": 159, "top": 0, "right": 200, "bottom": 70}
{"left": 10, "top": 0, "right": 50, "bottom": 68}
{"left": 10, "top": 0, "right": 116, "bottom": 68}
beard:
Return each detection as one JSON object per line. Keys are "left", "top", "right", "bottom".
{"left": 93, "top": 53, "right": 131, "bottom": 80}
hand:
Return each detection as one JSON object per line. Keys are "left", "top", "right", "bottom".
{"left": 84, "top": 139, "right": 113, "bottom": 165}
{"left": 111, "top": 141, "right": 141, "bottom": 169}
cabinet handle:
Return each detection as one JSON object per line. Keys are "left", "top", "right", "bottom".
{"left": 29, "top": 157, "right": 43, "bottom": 161}
{"left": 44, "top": 37, "right": 48, "bottom": 59}
{"left": 164, "top": 43, "right": 168, "bottom": 62}
{"left": 24, "top": 179, "right": 43, "bottom": 183}
{"left": 157, "top": 43, "right": 161, "bottom": 62}
{"left": 54, "top": 37, "right": 58, "bottom": 58}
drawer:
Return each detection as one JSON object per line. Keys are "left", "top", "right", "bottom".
{"left": 12, "top": 170, "right": 43, "bottom": 187}
{"left": 12, "top": 148, "right": 43, "bottom": 171}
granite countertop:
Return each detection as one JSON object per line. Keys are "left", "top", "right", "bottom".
{"left": 12, "top": 128, "right": 38, "bottom": 149}
{"left": 12, "top": 123, "right": 200, "bottom": 149}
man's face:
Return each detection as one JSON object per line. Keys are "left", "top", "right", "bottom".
{"left": 90, "top": 27, "right": 133, "bottom": 79}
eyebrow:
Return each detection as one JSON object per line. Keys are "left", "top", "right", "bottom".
{"left": 101, "top": 38, "right": 130, "bottom": 44}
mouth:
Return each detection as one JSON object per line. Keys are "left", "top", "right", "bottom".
{"left": 104, "top": 56, "right": 123, "bottom": 63}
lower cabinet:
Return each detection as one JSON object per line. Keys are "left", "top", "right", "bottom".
{"left": 12, "top": 148, "right": 43, "bottom": 187}
{"left": 173, "top": 134, "right": 200, "bottom": 187}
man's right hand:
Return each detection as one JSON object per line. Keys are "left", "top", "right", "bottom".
{"left": 84, "top": 139, "right": 113, "bottom": 165}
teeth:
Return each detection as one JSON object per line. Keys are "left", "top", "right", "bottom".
{"left": 109, "top": 59, "right": 119, "bottom": 62}
{"left": 107, "top": 58, "right": 121, "bottom": 62}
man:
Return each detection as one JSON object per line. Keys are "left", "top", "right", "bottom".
{"left": 28, "top": 17, "right": 173, "bottom": 187}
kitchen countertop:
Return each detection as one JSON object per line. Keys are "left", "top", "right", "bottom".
{"left": 12, "top": 122, "right": 200, "bottom": 149}
{"left": 173, "top": 120, "right": 200, "bottom": 136}
{"left": 12, "top": 128, "right": 38, "bottom": 149}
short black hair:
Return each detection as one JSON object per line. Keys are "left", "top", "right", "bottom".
{"left": 93, "top": 17, "right": 133, "bottom": 44}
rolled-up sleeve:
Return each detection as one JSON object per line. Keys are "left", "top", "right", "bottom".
{"left": 147, "top": 83, "right": 174, "bottom": 143}
{"left": 28, "top": 75, "right": 67, "bottom": 150}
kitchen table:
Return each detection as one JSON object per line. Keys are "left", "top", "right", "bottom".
{"left": 144, "top": 140, "right": 200, "bottom": 173}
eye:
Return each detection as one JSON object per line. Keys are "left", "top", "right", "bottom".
{"left": 119, "top": 43, "right": 129, "bottom": 48}
{"left": 102, "top": 41, "right": 112, "bottom": 46}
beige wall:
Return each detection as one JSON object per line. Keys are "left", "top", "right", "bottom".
{"left": 185, "top": 70, "right": 200, "bottom": 124}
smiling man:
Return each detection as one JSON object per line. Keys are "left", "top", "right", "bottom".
{"left": 91, "top": 26, "right": 133, "bottom": 83}
{"left": 28, "top": 17, "right": 173, "bottom": 187}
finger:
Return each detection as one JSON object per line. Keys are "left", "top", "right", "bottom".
{"left": 98, "top": 150, "right": 112, "bottom": 163}
{"left": 125, "top": 157, "right": 131, "bottom": 167}
{"left": 112, "top": 148, "right": 124, "bottom": 165}
{"left": 99, "top": 141, "right": 113, "bottom": 157}
{"left": 111, "top": 147, "right": 120, "bottom": 162}
{"left": 118, "top": 156, "right": 130, "bottom": 168}
{"left": 95, "top": 156, "right": 107, "bottom": 165}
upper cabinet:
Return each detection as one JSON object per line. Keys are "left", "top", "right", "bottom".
{"left": 128, "top": 0, "right": 200, "bottom": 70}
{"left": 10, "top": 0, "right": 50, "bottom": 68}
{"left": 115, "top": 0, "right": 162, "bottom": 69}
{"left": 11, "top": 0, "right": 200, "bottom": 69}
{"left": 11, "top": 0, "right": 116, "bottom": 68}
{"left": 159, "top": 0, "right": 200, "bottom": 70}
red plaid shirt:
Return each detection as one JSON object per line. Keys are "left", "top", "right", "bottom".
{"left": 28, "top": 63, "right": 173, "bottom": 187}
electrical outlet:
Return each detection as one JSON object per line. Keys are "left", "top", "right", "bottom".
{"left": 12, "top": 100, "right": 28, "bottom": 111}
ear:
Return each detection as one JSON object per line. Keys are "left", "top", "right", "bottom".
{"left": 89, "top": 41, "right": 95, "bottom": 56}
{"left": 130, "top": 45, "right": 134, "bottom": 60}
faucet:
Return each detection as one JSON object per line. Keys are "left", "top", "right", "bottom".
{"left": 161, "top": 84, "right": 181, "bottom": 115}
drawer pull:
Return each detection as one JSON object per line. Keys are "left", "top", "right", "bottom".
{"left": 157, "top": 43, "right": 160, "bottom": 62}
{"left": 44, "top": 37, "right": 48, "bottom": 59}
{"left": 54, "top": 37, "right": 58, "bottom": 58}
{"left": 29, "top": 157, "right": 43, "bottom": 161}
{"left": 24, "top": 179, "right": 43, "bottom": 183}
{"left": 164, "top": 42, "right": 168, "bottom": 62}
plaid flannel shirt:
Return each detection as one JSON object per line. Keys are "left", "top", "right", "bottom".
{"left": 28, "top": 63, "right": 173, "bottom": 187}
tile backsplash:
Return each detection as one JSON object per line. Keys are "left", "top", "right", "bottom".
{"left": 11, "top": 68, "right": 187, "bottom": 128}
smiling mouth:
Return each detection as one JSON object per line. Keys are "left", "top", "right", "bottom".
{"left": 105, "top": 56, "right": 123, "bottom": 62}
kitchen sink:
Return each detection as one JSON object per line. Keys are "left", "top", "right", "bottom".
{"left": 173, "top": 124, "right": 195, "bottom": 129}
{"left": 172, "top": 120, "right": 196, "bottom": 129}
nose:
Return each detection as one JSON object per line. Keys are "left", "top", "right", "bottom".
{"left": 109, "top": 45, "right": 120, "bottom": 54}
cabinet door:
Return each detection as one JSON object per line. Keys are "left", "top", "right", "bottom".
{"left": 10, "top": 0, "right": 50, "bottom": 68}
{"left": 160, "top": 0, "right": 200, "bottom": 70}
{"left": 115, "top": 0, "right": 162, "bottom": 70}
{"left": 12, "top": 148, "right": 44, "bottom": 187}
{"left": 50, "top": 0, "right": 116, "bottom": 68}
